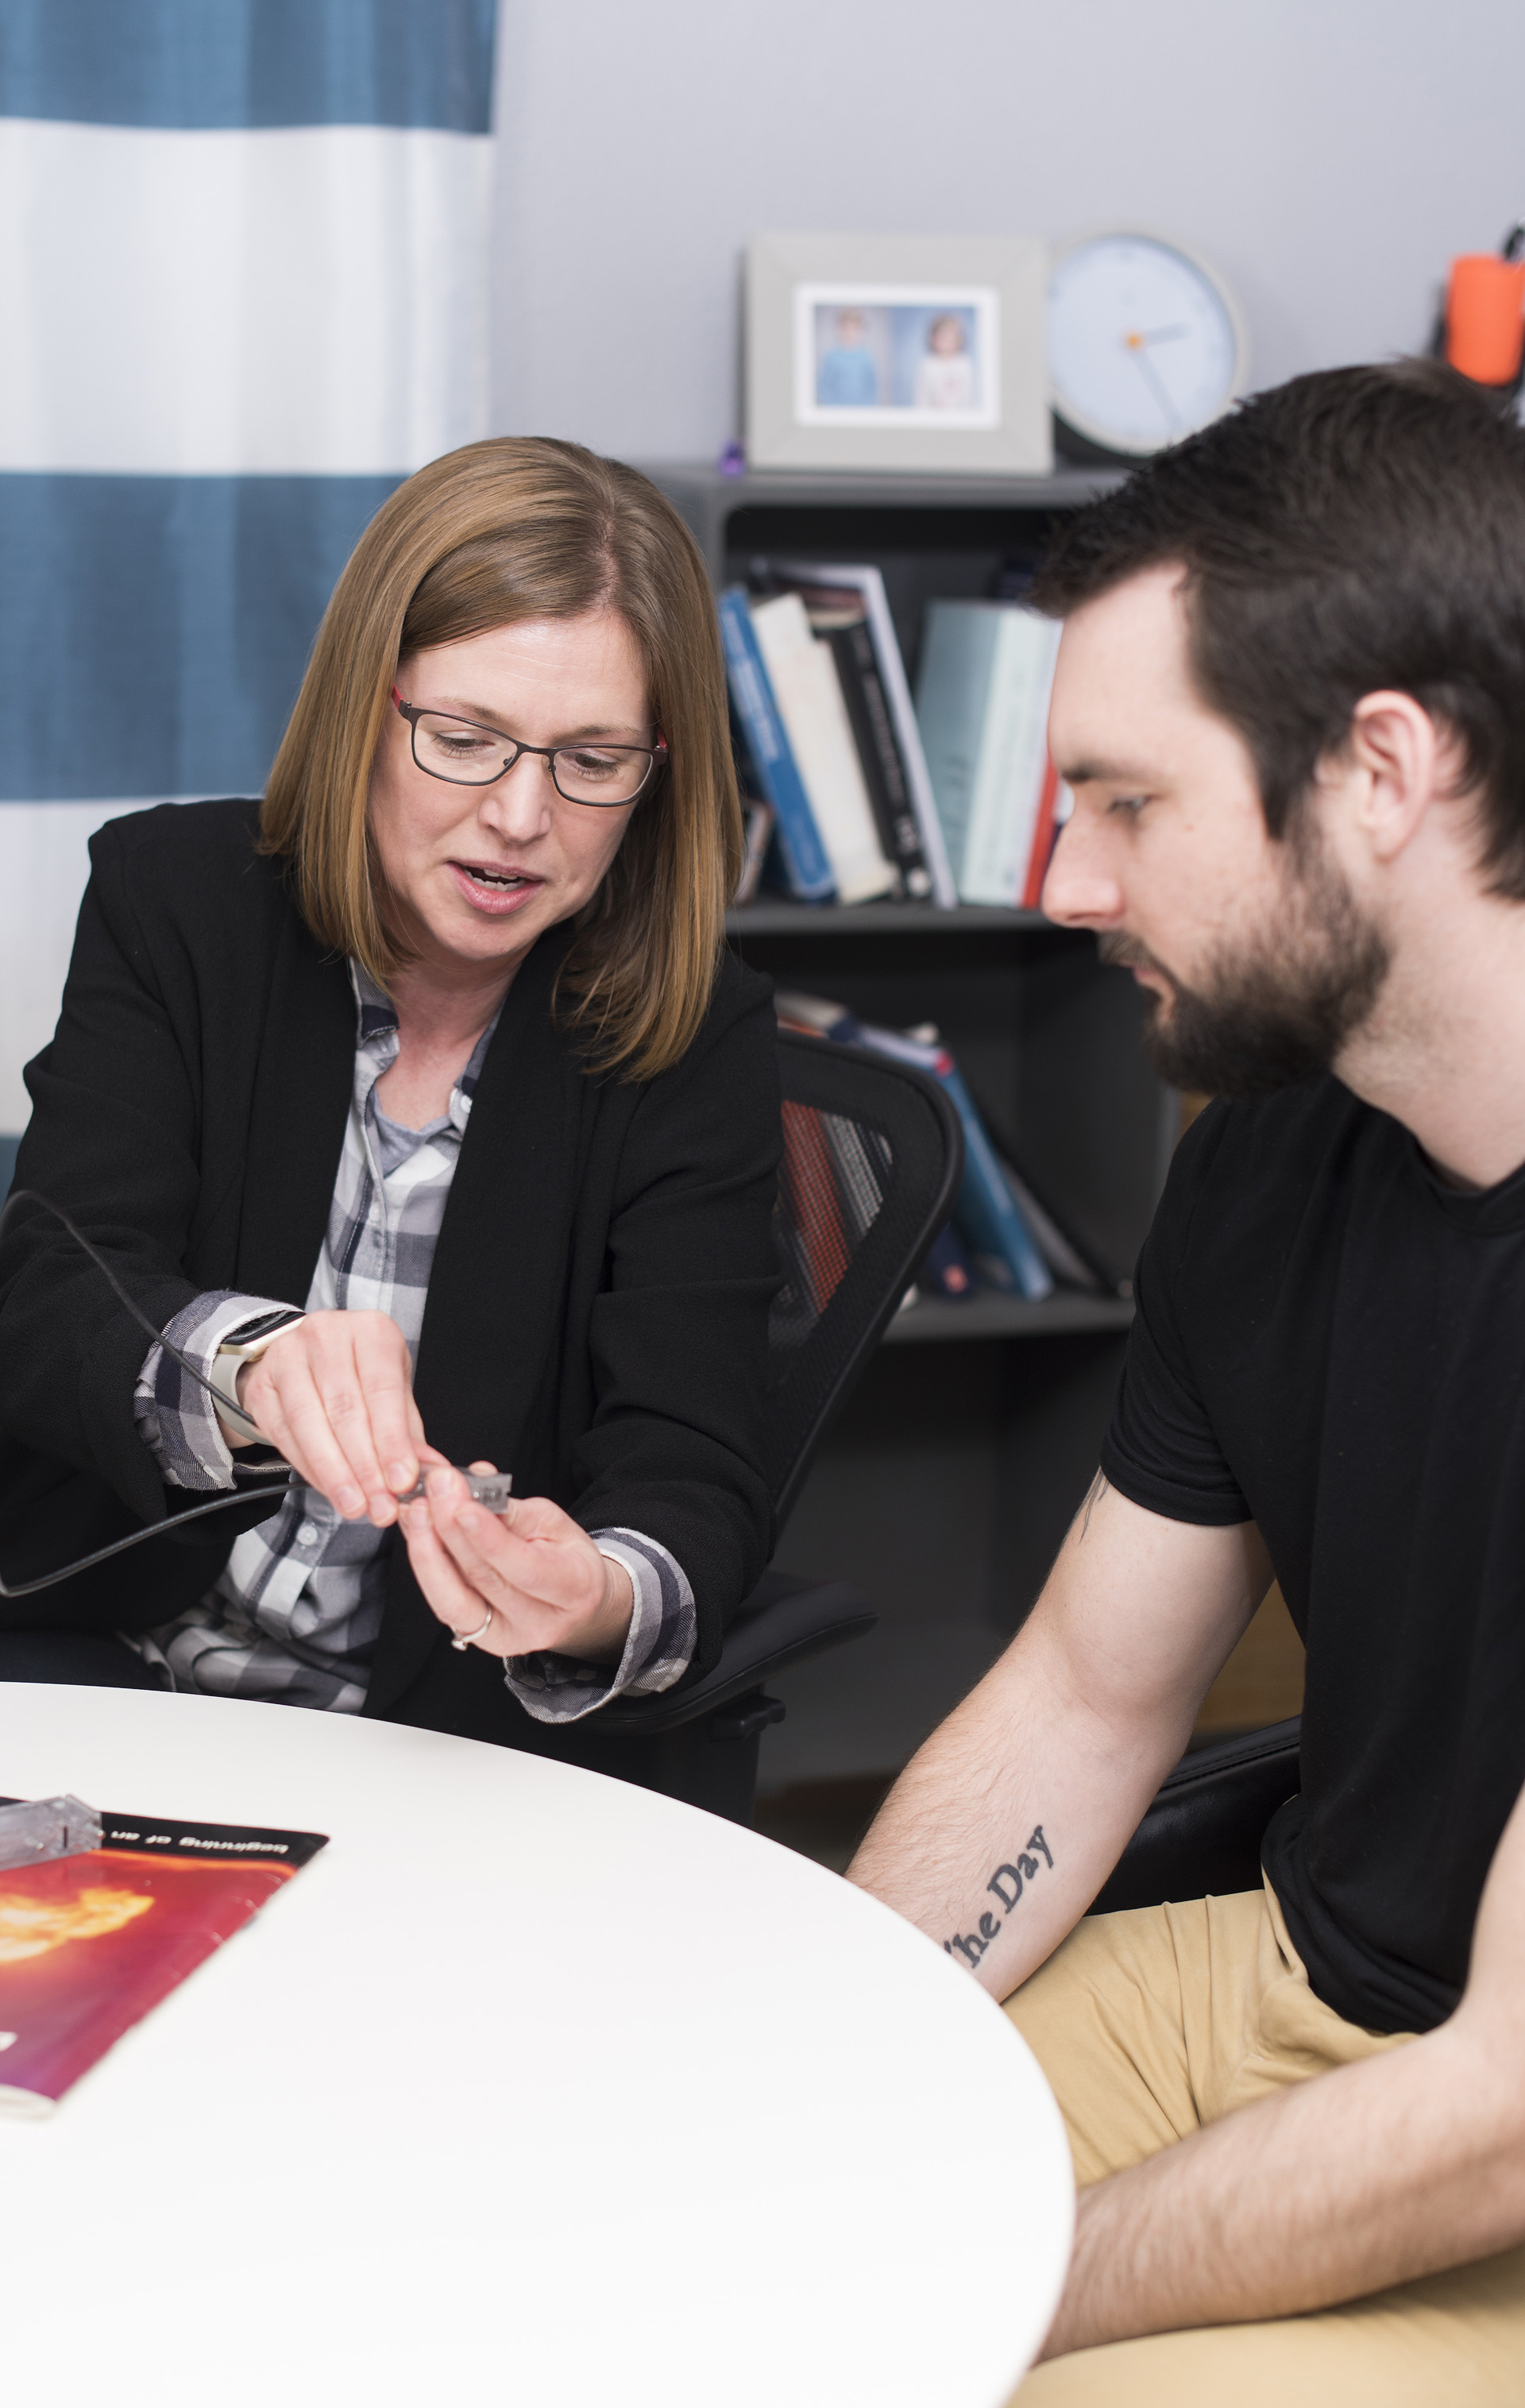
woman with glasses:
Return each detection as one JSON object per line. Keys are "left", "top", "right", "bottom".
{"left": 0, "top": 439, "right": 782, "bottom": 1795}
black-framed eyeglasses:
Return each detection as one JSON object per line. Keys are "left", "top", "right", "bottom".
{"left": 392, "top": 689, "right": 666, "bottom": 809}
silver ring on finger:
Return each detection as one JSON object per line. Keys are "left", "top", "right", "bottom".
{"left": 450, "top": 1605, "right": 496, "bottom": 1652}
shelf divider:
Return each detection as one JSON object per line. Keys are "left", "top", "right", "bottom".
{"left": 882, "top": 1291, "right": 1133, "bottom": 1345}
{"left": 728, "top": 901, "right": 1059, "bottom": 936}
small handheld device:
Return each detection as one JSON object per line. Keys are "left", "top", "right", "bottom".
{"left": 394, "top": 1469, "right": 514, "bottom": 1513}
{"left": 0, "top": 1794, "right": 103, "bottom": 1873}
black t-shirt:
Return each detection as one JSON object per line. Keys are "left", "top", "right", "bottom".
{"left": 1102, "top": 1076, "right": 1525, "bottom": 2035}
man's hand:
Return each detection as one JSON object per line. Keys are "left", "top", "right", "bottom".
{"left": 232, "top": 1308, "right": 423, "bottom": 1525}
{"left": 848, "top": 1474, "right": 1271, "bottom": 2000}
{"left": 400, "top": 1464, "right": 635, "bottom": 1664}
{"left": 849, "top": 1467, "right": 1525, "bottom": 2350}
{"left": 1037, "top": 1772, "right": 1525, "bottom": 2355}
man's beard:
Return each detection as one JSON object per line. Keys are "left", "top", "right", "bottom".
{"left": 1100, "top": 847, "right": 1391, "bottom": 1098}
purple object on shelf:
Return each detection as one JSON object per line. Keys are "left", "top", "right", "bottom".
{"left": 717, "top": 440, "right": 747, "bottom": 477}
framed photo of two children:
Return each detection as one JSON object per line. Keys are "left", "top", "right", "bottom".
{"left": 746, "top": 231, "right": 1052, "bottom": 475}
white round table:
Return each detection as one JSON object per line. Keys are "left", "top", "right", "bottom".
{"left": 0, "top": 1686, "right": 1072, "bottom": 2408}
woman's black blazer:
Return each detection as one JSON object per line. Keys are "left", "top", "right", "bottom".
{"left": 0, "top": 801, "right": 782, "bottom": 1741}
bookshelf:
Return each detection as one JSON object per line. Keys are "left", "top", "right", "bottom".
{"left": 886, "top": 1291, "right": 1135, "bottom": 1344}
{"left": 728, "top": 900, "right": 1046, "bottom": 933}
{"left": 646, "top": 462, "right": 1171, "bottom": 1802}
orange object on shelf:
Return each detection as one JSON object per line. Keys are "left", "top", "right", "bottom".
{"left": 1446, "top": 253, "right": 1525, "bottom": 385}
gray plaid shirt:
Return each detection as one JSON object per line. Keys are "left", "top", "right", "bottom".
{"left": 130, "top": 965, "right": 696, "bottom": 1718}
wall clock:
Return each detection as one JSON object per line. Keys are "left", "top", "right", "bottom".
{"left": 1048, "top": 227, "right": 1249, "bottom": 461}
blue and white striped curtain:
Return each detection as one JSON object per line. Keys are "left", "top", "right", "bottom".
{"left": 0, "top": 0, "right": 499, "bottom": 1184}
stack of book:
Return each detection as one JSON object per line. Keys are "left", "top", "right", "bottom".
{"left": 721, "top": 563, "right": 956, "bottom": 907}
{"left": 775, "top": 991, "right": 1122, "bottom": 1308}
{"left": 721, "top": 566, "right": 1067, "bottom": 914}
{"left": 914, "top": 600, "right": 1067, "bottom": 911}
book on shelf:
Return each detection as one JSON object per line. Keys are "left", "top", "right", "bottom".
{"left": 859, "top": 1022, "right": 1054, "bottom": 1301}
{"left": 774, "top": 990, "right": 1053, "bottom": 1302}
{"left": 998, "top": 1154, "right": 1128, "bottom": 1297}
{"left": 919, "top": 1219, "right": 975, "bottom": 1298}
{"left": 718, "top": 585, "right": 835, "bottom": 903}
{"left": 749, "top": 565, "right": 933, "bottom": 900}
{"left": 733, "top": 797, "right": 774, "bottom": 906}
{"left": 746, "top": 592, "right": 898, "bottom": 904}
{"left": 952, "top": 553, "right": 1067, "bottom": 909}
{"left": 0, "top": 1800, "right": 327, "bottom": 2114}
{"left": 758, "top": 558, "right": 959, "bottom": 908}
{"left": 914, "top": 598, "right": 1063, "bottom": 910}
{"left": 821, "top": 617, "right": 932, "bottom": 899}
{"left": 1021, "top": 757, "right": 1069, "bottom": 910}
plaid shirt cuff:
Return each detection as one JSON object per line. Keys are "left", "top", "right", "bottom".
{"left": 133, "top": 1290, "right": 295, "bottom": 1492}
{"left": 503, "top": 1528, "right": 696, "bottom": 1724}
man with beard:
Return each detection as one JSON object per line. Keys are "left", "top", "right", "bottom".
{"left": 851, "top": 362, "right": 1525, "bottom": 2402}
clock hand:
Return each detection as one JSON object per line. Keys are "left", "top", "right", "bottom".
{"left": 1128, "top": 340, "right": 1182, "bottom": 436}
{"left": 1136, "top": 323, "right": 1188, "bottom": 345}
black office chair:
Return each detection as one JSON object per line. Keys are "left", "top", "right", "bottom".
{"left": 599, "top": 1028, "right": 964, "bottom": 1823}
{"left": 1091, "top": 1716, "right": 1303, "bottom": 1914}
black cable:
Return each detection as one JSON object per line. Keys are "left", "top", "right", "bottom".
{"left": 1, "top": 1189, "right": 272, "bottom": 1436}
{"left": 0, "top": 1188, "right": 292, "bottom": 1598}
{"left": 0, "top": 1481, "right": 293, "bottom": 1598}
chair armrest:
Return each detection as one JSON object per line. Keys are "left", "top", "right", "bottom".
{"left": 594, "top": 1569, "right": 878, "bottom": 1737}
{"left": 1091, "top": 1718, "right": 1303, "bottom": 1915}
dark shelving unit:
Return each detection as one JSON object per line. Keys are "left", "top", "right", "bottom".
{"left": 885, "top": 1292, "right": 1135, "bottom": 1346}
{"left": 647, "top": 463, "right": 1171, "bottom": 1797}
{"left": 651, "top": 460, "right": 1127, "bottom": 679}
{"left": 728, "top": 900, "right": 1046, "bottom": 934}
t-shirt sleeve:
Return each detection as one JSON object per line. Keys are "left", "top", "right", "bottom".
{"left": 1100, "top": 1104, "right": 1253, "bottom": 1527}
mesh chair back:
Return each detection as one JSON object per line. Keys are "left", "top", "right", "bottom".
{"left": 768, "top": 1029, "right": 963, "bottom": 1526}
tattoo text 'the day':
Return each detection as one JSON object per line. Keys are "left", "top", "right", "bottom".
{"left": 944, "top": 1826, "right": 1053, "bottom": 1968}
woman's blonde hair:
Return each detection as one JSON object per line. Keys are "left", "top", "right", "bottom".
{"left": 260, "top": 437, "right": 742, "bottom": 1081}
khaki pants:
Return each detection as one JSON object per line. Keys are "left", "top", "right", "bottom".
{"left": 1004, "top": 1881, "right": 1525, "bottom": 2406}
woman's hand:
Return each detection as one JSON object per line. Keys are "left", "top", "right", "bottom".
{"left": 234, "top": 1308, "right": 425, "bottom": 1525}
{"left": 400, "top": 1463, "right": 635, "bottom": 1664}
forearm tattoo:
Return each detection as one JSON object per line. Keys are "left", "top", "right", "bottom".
{"left": 943, "top": 1826, "right": 1053, "bottom": 1967}
{"left": 1079, "top": 1471, "right": 1108, "bottom": 1541}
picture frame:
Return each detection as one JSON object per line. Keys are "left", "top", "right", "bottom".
{"left": 746, "top": 231, "right": 1052, "bottom": 476}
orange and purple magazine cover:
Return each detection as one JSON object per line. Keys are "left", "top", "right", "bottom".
{"left": 0, "top": 1805, "right": 327, "bottom": 2114}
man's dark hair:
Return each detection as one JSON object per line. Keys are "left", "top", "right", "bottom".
{"left": 1033, "top": 361, "right": 1525, "bottom": 895}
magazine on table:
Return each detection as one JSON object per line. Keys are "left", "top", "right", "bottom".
{"left": 0, "top": 1799, "right": 327, "bottom": 2115}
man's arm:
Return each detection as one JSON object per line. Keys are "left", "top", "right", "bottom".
{"left": 850, "top": 1471, "right": 1525, "bottom": 2352}
{"left": 848, "top": 1472, "right": 1271, "bottom": 2000}
{"left": 1040, "top": 1769, "right": 1525, "bottom": 2354}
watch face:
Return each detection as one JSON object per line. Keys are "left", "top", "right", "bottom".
{"left": 1050, "top": 233, "right": 1244, "bottom": 458}
{"left": 227, "top": 1309, "right": 303, "bottom": 1351}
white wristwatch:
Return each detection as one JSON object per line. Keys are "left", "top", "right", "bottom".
{"left": 209, "top": 1310, "right": 306, "bottom": 1440}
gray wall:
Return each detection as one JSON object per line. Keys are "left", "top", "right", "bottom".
{"left": 489, "top": 0, "right": 1524, "bottom": 462}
